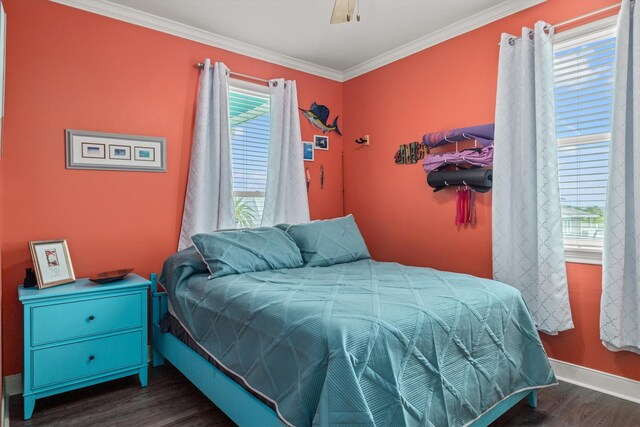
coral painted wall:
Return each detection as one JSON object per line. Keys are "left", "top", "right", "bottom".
{"left": 1, "top": 0, "right": 343, "bottom": 376}
{"left": 1, "top": 0, "right": 638, "bottom": 383}
{"left": 0, "top": 2, "right": 5, "bottom": 401}
{"left": 0, "top": 136, "right": 3, "bottom": 403}
{"left": 343, "top": 0, "right": 639, "bottom": 381}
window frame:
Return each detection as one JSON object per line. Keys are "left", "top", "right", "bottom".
{"left": 229, "top": 78, "right": 270, "bottom": 227}
{"left": 553, "top": 16, "right": 617, "bottom": 265}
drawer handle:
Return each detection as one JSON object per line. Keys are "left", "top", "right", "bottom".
{"left": 89, "top": 355, "right": 95, "bottom": 361}
{"left": 88, "top": 315, "right": 95, "bottom": 321}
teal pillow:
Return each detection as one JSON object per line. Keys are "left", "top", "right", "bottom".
{"left": 191, "top": 227, "right": 303, "bottom": 279}
{"left": 274, "top": 223, "right": 291, "bottom": 232}
{"left": 283, "top": 215, "right": 371, "bottom": 267}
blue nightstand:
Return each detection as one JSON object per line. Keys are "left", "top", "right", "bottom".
{"left": 19, "top": 274, "right": 150, "bottom": 420}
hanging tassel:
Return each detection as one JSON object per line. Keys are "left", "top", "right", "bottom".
{"left": 455, "top": 188, "right": 461, "bottom": 225}
{"left": 463, "top": 188, "right": 469, "bottom": 224}
{"left": 458, "top": 188, "right": 464, "bottom": 225}
{"left": 464, "top": 188, "right": 470, "bottom": 224}
{"left": 470, "top": 190, "right": 477, "bottom": 225}
{"left": 455, "top": 188, "right": 477, "bottom": 226}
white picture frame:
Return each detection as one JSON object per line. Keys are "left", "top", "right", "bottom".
{"left": 314, "top": 135, "right": 329, "bottom": 150}
{"left": 66, "top": 129, "right": 166, "bottom": 172}
{"left": 303, "top": 141, "right": 314, "bottom": 161}
{"left": 28, "top": 239, "right": 76, "bottom": 289}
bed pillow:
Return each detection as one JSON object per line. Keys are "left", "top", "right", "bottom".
{"left": 283, "top": 215, "right": 371, "bottom": 267}
{"left": 274, "top": 223, "right": 291, "bottom": 232}
{"left": 191, "top": 227, "right": 304, "bottom": 279}
{"left": 159, "top": 246, "right": 209, "bottom": 294}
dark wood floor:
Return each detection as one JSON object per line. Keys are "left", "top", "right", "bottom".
{"left": 9, "top": 363, "right": 640, "bottom": 426}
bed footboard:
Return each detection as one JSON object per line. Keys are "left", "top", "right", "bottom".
{"left": 148, "top": 273, "right": 282, "bottom": 426}
{"left": 150, "top": 273, "right": 167, "bottom": 367}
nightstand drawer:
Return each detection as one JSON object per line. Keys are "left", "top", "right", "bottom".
{"left": 31, "top": 293, "right": 142, "bottom": 346}
{"left": 20, "top": 275, "right": 151, "bottom": 420}
{"left": 32, "top": 331, "right": 143, "bottom": 389}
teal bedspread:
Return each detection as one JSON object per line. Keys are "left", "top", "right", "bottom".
{"left": 161, "top": 254, "right": 556, "bottom": 427}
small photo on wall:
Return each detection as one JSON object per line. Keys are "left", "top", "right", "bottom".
{"left": 303, "top": 141, "right": 314, "bottom": 162}
{"left": 81, "top": 143, "right": 105, "bottom": 159}
{"left": 109, "top": 145, "right": 131, "bottom": 160}
{"left": 134, "top": 146, "right": 155, "bottom": 162}
{"left": 314, "top": 135, "right": 329, "bottom": 150}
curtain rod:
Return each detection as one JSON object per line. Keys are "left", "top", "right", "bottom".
{"left": 498, "top": 1, "right": 624, "bottom": 45}
{"left": 195, "top": 62, "right": 269, "bottom": 85}
{"left": 555, "top": 2, "right": 622, "bottom": 29}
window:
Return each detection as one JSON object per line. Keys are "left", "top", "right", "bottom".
{"left": 553, "top": 18, "right": 616, "bottom": 264}
{"left": 229, "top": 80, "right": 270, "bottom": 228}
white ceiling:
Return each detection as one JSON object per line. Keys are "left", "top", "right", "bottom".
{"left": 56, "top": 0, "right": 546, "bottom": 80}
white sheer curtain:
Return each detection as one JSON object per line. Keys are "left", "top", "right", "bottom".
{"left": 492, "top": 22, "right": 574, "bottom": 334}
{"left": 178, "top": 59, "right": 235, "bottom": 250}
{"left": 261, "top": 78, "right": 310, "bottom": 226}
{"left": 601, "top": 0, "right": 639, "bottom": 354}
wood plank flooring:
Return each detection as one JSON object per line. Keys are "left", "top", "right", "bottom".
{"left": 9, "top": 363, "right": 640, "bottom": 426}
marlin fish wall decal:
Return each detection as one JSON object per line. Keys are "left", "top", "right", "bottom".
{"left": 299, "top": 102, "right": 342, "bottom": 135}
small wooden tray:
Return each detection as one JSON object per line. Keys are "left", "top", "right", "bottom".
{"left": 89, "top": 268, "right": 134, "bottom": 284}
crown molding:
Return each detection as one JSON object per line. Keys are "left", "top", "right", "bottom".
{"left": 50, "top": 0, "right": 344, "bottom": 82}
{"left": 51, "top": 0, "right": 546, "bottom": 82}
{"left": 341, "top": 0, "right": 547, "bottom": 80}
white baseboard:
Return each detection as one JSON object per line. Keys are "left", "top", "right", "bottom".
{"left": 1, "top": 358, "right": 636, "bottom": 426}
{"left": 2, "top": 384, "right": 8, "bottom": 427}
{"left": 4, "top": 374, "right": 22, "bottom": 397}
{"left": 549, "top": 358, "right": 640, "bottom": 404}
{"left": 3, "top": 374, "right": 22, "bottom": 427}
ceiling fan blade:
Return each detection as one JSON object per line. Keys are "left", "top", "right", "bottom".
{"left": 330, "top": 0, "right": 356, "bottom": 24}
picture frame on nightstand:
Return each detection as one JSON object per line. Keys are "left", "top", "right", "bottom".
{"left": 28, "top": 239, "right": 76, "bottom": 289}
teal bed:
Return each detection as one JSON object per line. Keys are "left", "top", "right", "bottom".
{"left": 150, "top": 246, "right": 555, "bottom": 426}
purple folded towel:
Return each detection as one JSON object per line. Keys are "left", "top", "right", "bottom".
{"left": 422, "top": 123, "right": 495, "bottom": 149}
{"left": 423, "top": 145, "right": 494, "bottom": 173}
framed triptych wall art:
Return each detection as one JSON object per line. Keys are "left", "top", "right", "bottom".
{"left": 65, "top": 129, "right": 166, "bottom": 172}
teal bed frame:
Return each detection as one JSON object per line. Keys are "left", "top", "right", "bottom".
{"left": 150, "top": 274, "right": 538, "bottom": 427}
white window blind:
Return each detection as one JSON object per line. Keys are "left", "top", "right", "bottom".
{"left": 229, "top": 81, "right": 270, "bottom": 228}
{"left": 553, "top": 21, "right": 616, "bottom": 263}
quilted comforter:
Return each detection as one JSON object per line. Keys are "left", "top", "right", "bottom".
{"left": 161, "top": 252, "right": 556, "bottom": 427}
